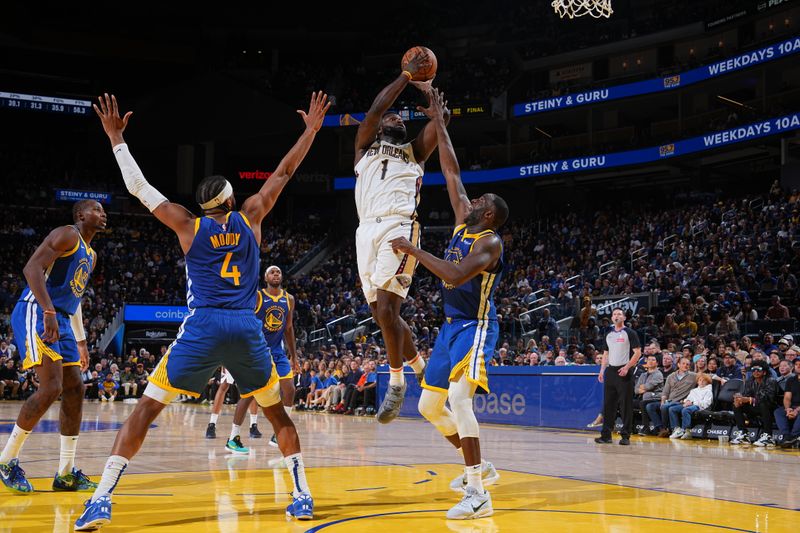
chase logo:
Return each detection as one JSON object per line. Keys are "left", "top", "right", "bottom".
{"left": 70, "top": 258, "right": 91, "bottom": 297}
{"left": 264, "top": 306, "right": 285, "bottom": 332}
{"left": 659, "top": 144, "right": 676, "bottom": 157}
{"left": 663, "top": 75, "right": 681, "bottom": 88}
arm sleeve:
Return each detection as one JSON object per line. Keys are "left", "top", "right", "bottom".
{"left": 70, "top": 304, "right": 86, "bottom": 342}
{"left": 112, "top": 143, "right": 168, "bottom": 212}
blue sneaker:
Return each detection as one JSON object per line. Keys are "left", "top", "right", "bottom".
{"left": 74, "top": 495, "right": 111, "bottom": 531}
{"left": 286, "top": 492, "right": 314, "bottom": 520}
{"left": 0, "top": 459, "right": 33, "bottom": 494}
{"left": 225, "top": 436, "right": 249, "bottom": 455}
{"left": 53, "top": 468, "right": 98, "bottom": 492}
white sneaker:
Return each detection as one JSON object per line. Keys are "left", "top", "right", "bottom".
{"left": 680, "top": 430, "right": 693, "bottom": 440}
{"left": 100, "top": 396, "right": 107, "bottom": 402}
{"left": 449, "top": 462, "right": 500, "bottom": 492}
{"left": 753, "top": 433, "right": 775, "bottom": 448}
{"left": 669, "top": 428, "right": 684, "bottom": 439}
{"left": 446, "top": 486, "right": 493, "bottom": 520}
{"left": 730, "top": 430, "right": 747, "bottom": 445}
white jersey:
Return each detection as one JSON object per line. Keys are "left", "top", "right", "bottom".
{"left": 354, "top": 140, "right": 423, "bottom": 221}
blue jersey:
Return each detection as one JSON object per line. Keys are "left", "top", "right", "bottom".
{"left": 441, "top": 224, "right": 503, "bottom": 321}
{"left": 186, "top": 212, "right": 259, "bottom": 310}
{"left": 19, "top": 227, "right": 96, "bottom": 315}
{"left": 255, "top": 288, "right": 290, "bottom": 354}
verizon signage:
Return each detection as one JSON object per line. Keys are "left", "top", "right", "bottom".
{"left": 238, "top": 170, "right": 272, "bottom": 180}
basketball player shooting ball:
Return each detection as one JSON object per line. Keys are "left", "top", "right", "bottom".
{"left": 354, "top": 46, "right": 450, "bottom": 423}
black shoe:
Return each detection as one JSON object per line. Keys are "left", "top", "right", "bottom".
{"left": 780, "top": 436, "right": 799, "bottom": 448}
{"left": 619, "top": 437, "right": 631, "bottom": 445}
{"left": 249, "top": 424, "right": 262, "bottom": 438}
{"left": 205, "top": 423, "right": 216, "bottom": 439}
{"left": 594, "top": 437, "right": 612, "bottom": 444}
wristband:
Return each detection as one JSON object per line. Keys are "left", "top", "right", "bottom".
{"left": 401, "top": 70, "right": 413, "bottom": 80}
{"left": 43, "top": 309, "right": 56, "bottom": 316}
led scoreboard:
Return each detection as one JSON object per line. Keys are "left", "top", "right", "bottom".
{"left": 0, "top": 91, "right": 92, "bottom": 116}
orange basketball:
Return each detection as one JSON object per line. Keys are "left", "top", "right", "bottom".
{"left": 401, "top": 46, "right": 437, "bottom": 81}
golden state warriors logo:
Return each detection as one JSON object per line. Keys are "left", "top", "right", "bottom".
{"left": 264, "top": 306, "right": 285, "bottom": 333}
{"left": 442, "top": 247, "right": 464, "bottom": 290}
{"left": 70, "top": 259, "right": 91, "bottom": 297}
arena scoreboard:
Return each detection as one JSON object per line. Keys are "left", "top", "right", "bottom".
{"left": 0, "top": 91, "right": 91, "bottom": 116}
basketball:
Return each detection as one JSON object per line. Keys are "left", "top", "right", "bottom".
{"left": 401, "top": 46, "right": 437, "bottom": 81}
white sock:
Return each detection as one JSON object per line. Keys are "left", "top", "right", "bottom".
{"left": 406, "top": 355, "right": 425, "bottom": 375}
{"left": 58, "top": 435, "right": 79, "bottom": 476}
{"left": 210, "top": 413, "right": 219, "bottom": 425}
{"left": 229, "top": 424, "right": 241, "bottom": 441}
{"left": 0, "top": 424, "right": 31, "bottom": 463}
{"left": 284, "top": 452, "right": 311, "bottom": 497}
{"left": 91, "top": 455, "right": 129, "bottom": 503}
{"left": 250, "top": 413, "right": 258, "bottom": 426}
{"left": 465, "top": 464, "right": 483, "bottom": 492}
{"left": 389, "top": 366, "right": 404, "bottom": 386}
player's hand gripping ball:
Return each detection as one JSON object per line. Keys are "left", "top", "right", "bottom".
{"left": 401, "top": 46, "right": 437, "bottom": 81}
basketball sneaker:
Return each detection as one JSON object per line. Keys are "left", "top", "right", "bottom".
{"left": 249, "top": 424, "right": 263, "bottom": 438}
{"left": 0, "top": 459, "right": 33, "bottom": 494}
{"left": 449, "top": 462, "right": 500, "bottom": 492}
{"left": 753, "top": 433, "right": 775, "bottom": 448}
{"left": 286, "top": 492, "right": 314, "bottom": 520}
{"left": 225, "top": 436, "right": 249, "bottom": 455}
{"left": 376, "top": 382, "right": 406, "bottom": 424}
{"left": 74, "top": 495, "right": 112, "bottom": 531}
{"left": 53, "top": 468, "right": 98, "bottom": 491}
{"left": 205, "top": 423, "right": 216, "bottom": 439}
{"left": 446, "top": 486, "right": 493, "bottom": 520}
{"left": 730, "top": 430, "right": 752, "bottom": 445}
{"left": 269, "top": 434, "right": 279, "bottom": 448}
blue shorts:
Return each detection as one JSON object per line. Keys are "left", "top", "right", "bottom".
{"left": 270, "top": 349, "right": 293, "bottom": 380}
{"left": 422, "top": 318, "right": 498, "bottom": 394}
{"left": 149, "top": 308, "right": 276, "bottom": 397}
{"left": 11, "top": 301, "right": 79, "bottom": 369}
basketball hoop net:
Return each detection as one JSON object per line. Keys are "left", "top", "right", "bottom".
{"left": 552, "top": 0, "right": 613, "bottom": 19}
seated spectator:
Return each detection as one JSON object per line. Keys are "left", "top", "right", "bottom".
{"left": 294, "top": 361, "right": 313, "bottom": 408}
{"left": 660, "top": 352, "right": 676, "bottom": 377}
{"left": 99, "top": 373, "right": 119, "bottom": 402}
{"left": 646, "top": 356, "right": 697, "bottom": 437}
{"left": 670, "top": 373, "right": 713, "bottom": 439}
{"left": 84, "top": 371, "right": 100, "bottom": 400}
{"left": 774, "top": 357, "right": 800, "bottom": 448}
{"left": 133, "top": 363, "right": 149, "bottom": 398}
{"left": 304, "top": 370, "right": 322, "bottom": 407}
{"left": 344, "top": 361, "right": 377, "bottom": 414}
{"left": 0, "top": 359, "right": 20, "bottom": 399}
{"left": 766, "top": 295, "right": 790, "bottom": 320}
{"left": 730, "top": 360, "right": 778, "bottom": 447}
{"left": 19, "top": 368, "right": 37, "bottom": 399}
{"left": 119, "top": 365, "right": 137, "bottom": 399}
{"left": 635, "top": 355, "right": 664, "bottom": 435}
{"left": 717, "top": 353, "right": 742, "bottom": 380}
{"left": 335, "top": 361, "right": 364, "bottom": 413}
{"left": 776, "top": 359, "right": 794, "bottom": 394}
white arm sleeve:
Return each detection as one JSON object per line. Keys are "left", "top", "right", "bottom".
{"left": 112, "top": 143, "right": 168, "bottom": 212}
{"left": 71, "top": 304, "right": 86, "bottom": 343}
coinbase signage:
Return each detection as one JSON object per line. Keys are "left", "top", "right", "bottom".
{"left": 514, "top": 36, "right": 800, "bottom": 116}
{"left": 124, "top": 305, "right": 190, "bottom": 323}
{"left": 335, "top": 112, "right": 800, "bottom": 189}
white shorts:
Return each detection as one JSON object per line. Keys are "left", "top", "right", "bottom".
{"left": 220, "top": 367, "right": 235, "bottom": 385}
{"left": 356, "top": 215, "right": 421, "bottom": 303}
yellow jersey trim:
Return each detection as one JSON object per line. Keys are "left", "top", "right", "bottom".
{"left": 453, "top": 224, "right": 466, "bottom": 237}
{"left": 194, "top": 217, "right": 201, "bottom": 235}
{"left": 239, "top": 212, "right": 252, "bottom": 229}
{"left": 254, "top": 290, "right": 264, "bottom": 314}
{"left": 264, "top": 289, "right": 285, "bottom": 303}
{"left": 420, "top": 379, "right": 449, "bottom": 394}
{"left": 60, "top": 240, "right": 80, "bottom": 258}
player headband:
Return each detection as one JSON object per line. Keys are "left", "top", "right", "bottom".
{"left": 265, "top": 265, "right": 281, "bottom": 275}
{"left": 199, "top": 180, "right": 233, "bottom": 210}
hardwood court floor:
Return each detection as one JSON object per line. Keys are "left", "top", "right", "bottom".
{"left": 1, "top": 401, "right": 798, "bottom": 532}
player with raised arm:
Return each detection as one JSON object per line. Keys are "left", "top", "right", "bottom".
{"left": 354, "top": 49, "right": 450, "bottom": 423}
{"left": 0, "top": 201, "right": 104, "bottom": 495}
{"left": 75, "top": 92, "right": 329, "bottom": 530}
{"left": 390, "top": 88, "right": 508, "bottom": 520}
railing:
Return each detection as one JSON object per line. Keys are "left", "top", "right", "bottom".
{"left": 599, "top": 260, "right": 616, "bottom": 277}
{"left": 748, "top": 197, "right": 764, "bottom": 211}
{"left": 630, "top": 247, "right": 647, "bottom": 271}
{"left": 98, "top": 307, "right": 124, "bottom": 354}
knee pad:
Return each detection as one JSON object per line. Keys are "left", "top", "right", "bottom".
{"left": 252, "top": 381, "right": 282, "bottom": 408}
{"left": 448, "top": 376, "right": 480, "bottom": 439}
{"left": 418, "top": 389, "right": 458, "bottom": 437}
{"left": 143, "top": 382, "right": 178, "bottom": 405}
